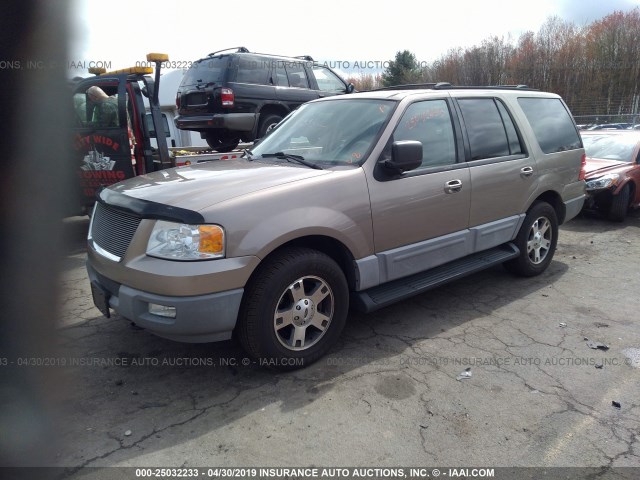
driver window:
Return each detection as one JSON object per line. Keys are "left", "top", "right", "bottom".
{"left": 73, "top": 93, "right": 88, "bottom": 126}
{"left": 85, "top": 86, "right": 120, "bottom": 128}
{"left": 312, "top": 66, "right": 346, "bottom": 92}
{"left": 392, "top": 100, "right": 457, "bottom": 168}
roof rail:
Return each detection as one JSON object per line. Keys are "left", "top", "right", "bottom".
{"left": 371, "top": 82, "right": 452, "bottom": 91}
{"left": 207, "top": 47, "right": 250, "bottom": 57}
{"left": 443, "top": 85, "right": 537, "bottom": 91}
{"left": 294, "top": 55, "right": 314, "bottom": 61}
{"left": 370, "top": 83, "right": 537, "bottom": 92}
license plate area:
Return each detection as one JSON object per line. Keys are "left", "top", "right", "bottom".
{"left": 91, "top": 282, "right": 111, "bottom": 318}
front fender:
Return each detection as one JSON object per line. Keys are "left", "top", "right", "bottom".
{"left": 238, "top": 206, "right": 372, "bottom": 261}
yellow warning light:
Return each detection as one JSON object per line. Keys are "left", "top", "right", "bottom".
{"left": 147, "top": 53, "right": 169, "bottom": 62}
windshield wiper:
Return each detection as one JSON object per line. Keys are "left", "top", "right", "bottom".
{"left": 260, "top": 152, "right": 323, "bottom": 170}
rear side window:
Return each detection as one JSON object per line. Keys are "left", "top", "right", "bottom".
{"left": 518, "top": 98, "right": 582, "bottom": 153}
{"left": 458, "top": 98, "right": 522, "bottom": 160}
{"left": 274, "top": 63, "right": 288, "bottom": 86}
{"left": 234, "top": 56, "right": 270, "bottom": 85}
{"left": 285, "top": 62, "right": 310, "bottom": 88}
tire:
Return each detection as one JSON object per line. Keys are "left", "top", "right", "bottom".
{"left": 504, "top": 202, "right": 558, "bottom": 277}
{"left": 257, "top": 114, "right": 283, "bottom": 139}
{"left": 608, "top": 184, "right": 630, "bottom": 222}
{"left": 205, "top": 133, "right": 240, "bottom": 152}
{"left": 237, "top": 247, "right": 348, "bottom": 369}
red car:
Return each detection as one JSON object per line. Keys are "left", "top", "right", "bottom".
{"left": 581, "top": 130, "right": 640, "bottom": 221}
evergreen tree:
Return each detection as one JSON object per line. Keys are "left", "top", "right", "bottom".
{"left": 382, "top": 50, "right": 420, "bottom": 87}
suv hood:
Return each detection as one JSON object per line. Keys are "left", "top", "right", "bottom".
{"left": 108, "top": 159, "right": 331, "bottom": 212}
{"left": 584, "top": 157, "right": 634, "bottom": 178}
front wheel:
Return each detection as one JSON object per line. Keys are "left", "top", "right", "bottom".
{"left": 237, "top": 248, "right": 348, "bottom": 369}
{"left": 505, "top": 202, "right": 558, "bottom": 277}
{"left": 608, "top": 184, "right": 630, "bottom": 222}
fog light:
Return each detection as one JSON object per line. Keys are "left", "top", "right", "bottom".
{"left": 149, "top": 303, "right": 176, "bottom": 318}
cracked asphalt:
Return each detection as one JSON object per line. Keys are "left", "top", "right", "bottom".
{"left": 47, "top": 211, "right": 640, "bottom": 471}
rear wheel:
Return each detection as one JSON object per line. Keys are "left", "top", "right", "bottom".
{"left": 237, "top": 247, "right": 348, "bottom": 369}
{"left": 505, "top": 202, "right": 558, "bottom": 277}
{"left": 608, "top": 184, "right": 630, "bottom": 222}
{"left": 257, "top": 114, "right": 283, "bottom": 139}
{"left": 205, "top": 132, "right": 240, "bottom": 152}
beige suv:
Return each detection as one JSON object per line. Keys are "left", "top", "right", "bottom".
{"left": 87, "top": 85, "right": 586, "bottom": 368}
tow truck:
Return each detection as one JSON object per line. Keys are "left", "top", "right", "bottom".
{"left": 70, "top": 53, "right": 246, "bottom": 216}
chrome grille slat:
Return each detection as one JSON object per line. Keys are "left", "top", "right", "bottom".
{"left": 91, "top": 202, "right": 141, "bottom": 260}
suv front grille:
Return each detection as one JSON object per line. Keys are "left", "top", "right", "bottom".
{"left": 90, "top": 202, "right": 141, "bottom": 260}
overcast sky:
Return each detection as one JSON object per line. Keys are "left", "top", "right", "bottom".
{"left": 69, "top": 0, "right": 640, "bottom": 76}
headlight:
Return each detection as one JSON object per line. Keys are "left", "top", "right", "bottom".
{"left": 585, "top": 173, "right": 619, "bottom": 190}
{"left": 146, "top": 221, "right": 225, "bottom": 260}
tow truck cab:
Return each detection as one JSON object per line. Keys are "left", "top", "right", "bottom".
{"left": 71, "top": 54, "right": 173, "bottom": 216}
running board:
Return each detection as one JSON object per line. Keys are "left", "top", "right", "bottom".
{"left": 351, "top": 243, "right": 519, "bottom": 313}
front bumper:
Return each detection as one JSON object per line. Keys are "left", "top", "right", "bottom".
{"left": 87, "top": 263, "right": 243, "bottom": 343}
{"left": 175, "top": 113, "right": 256, "bottom": 133}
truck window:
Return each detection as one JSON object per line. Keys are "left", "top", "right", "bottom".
{"left": 458, "top": 98, "right": 512, "bottom": 160}
{"left": 146, "top": 113, "right": 170, "bottom": 138}
{"left": 285, "top": 62, "right": 309, "bottom": 88}
{"left": 73, "top": 93, "right": 88, "bottom": 126}
{"left": 85, "top": 86, "right": 120, "bottom": 128}
{"left": 182, "top": 57, "right": 227, "bottom": 86}
{"left": 311, "top": 66, "right": 345, "bottom": 92}
{"left": 235, "top": 56, "right": 270, "bottom": 85}
{"left": 518, "top": 98, "right": 582, "bottom": 153}
{"left": 392, "top": 100, "right": 457, "bottom": 168}
{"left": 274, "top": 63, "right": 289, "bottom": 86}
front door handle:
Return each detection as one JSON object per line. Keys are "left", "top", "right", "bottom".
{"left": 520, "top": 166, "right": 534, "bottom": 176}
{"left": 444, "top": 179, "right": 463, "bottom": 194}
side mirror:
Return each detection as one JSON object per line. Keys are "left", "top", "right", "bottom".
{"left": 346, "top": 83, "right": 355, "bottom": 94}
{"left": 384, "top": 141, "right": 422, "bottom": 173}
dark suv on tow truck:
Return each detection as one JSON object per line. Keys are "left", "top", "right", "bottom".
{"left": 175, "top": 47, "right": 354, "bottom": 152}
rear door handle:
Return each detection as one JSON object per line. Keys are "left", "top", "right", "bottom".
{"left": 520, "top": 166, "right": 534, "bottom": 176}
{"left": 444, "top": 179, "right": 463, "bottom": 194}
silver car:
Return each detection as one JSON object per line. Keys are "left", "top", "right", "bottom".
{"left": 87, "top": 85, "right": 586, "bottom": 368}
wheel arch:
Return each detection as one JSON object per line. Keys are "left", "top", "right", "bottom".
{"left": 258, "top": 103, "right": 290, "bottom": 119}
{"left": 613, "top": 178, "right": 635, "bottom": 202}
{"left": 528, "top": 190, "right": 565, "bottom": 224}
{"left": 246, "top": 235, "right": 358, "bottom": 292}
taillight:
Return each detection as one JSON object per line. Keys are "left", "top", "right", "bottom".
{"left": 175, "top": 92, "right": 180, "bottom": 109}
{"left": 221, "top": 88, "right": 234, "bottom": 107}
{"left": 579, "top": 152, "right": 586, "bottom": 181}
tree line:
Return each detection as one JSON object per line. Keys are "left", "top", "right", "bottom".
{"left": 348, "top": 8, "right": 640, "bottom": 121}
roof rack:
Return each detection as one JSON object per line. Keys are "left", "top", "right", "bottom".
{"left": 371, "top": 83, "right": 537, "bottom": 92}
{"left": 207, "top": 47, "right": 250, "bottom": 57}
{"left": 372, "top": 82, "right": 452, "bottom": 91}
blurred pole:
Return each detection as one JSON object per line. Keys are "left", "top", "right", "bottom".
{"left": 0, "top": 0, "right": 72, "bottom": 472}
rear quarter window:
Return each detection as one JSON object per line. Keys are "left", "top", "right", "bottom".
{"left": 234, "top": 56, "right": 271, "bottom": 85}
{"left": 518, "top": 98, "right": 582, "bottom": 153}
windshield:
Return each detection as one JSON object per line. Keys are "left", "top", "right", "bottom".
{"left": 251, "top": 99, "right": 396, "bottom": 166}
{"left": 582, "top": 134, "right": 639, "bottom": 162}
